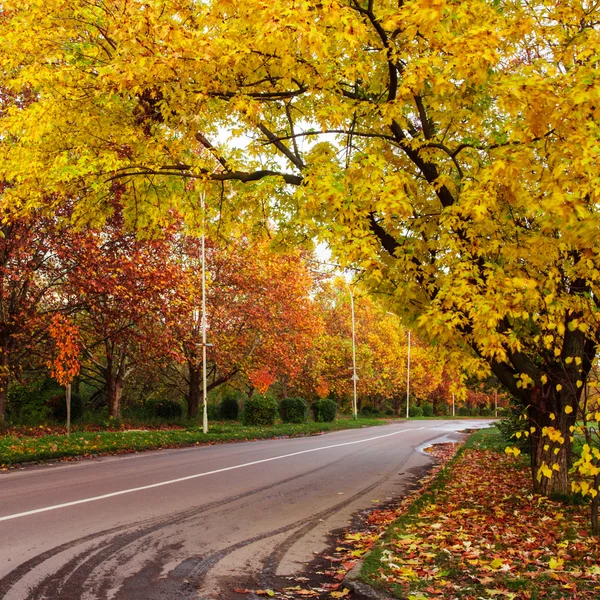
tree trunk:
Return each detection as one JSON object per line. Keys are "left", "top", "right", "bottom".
{"left": 0, "top": 385, "right": 7, "bottom": 425}
{"left": 592, "top": 472, "right": 600, "bottom": 535}
{"left": 0, "top": 350, "right": 10, "bottom": 424}
{"left": 528, "top": 385, "right": 577, "bottom": 497}
{"left": 107, "top": 376, "right": 123, "bottom": 419}
{"left": 187, "top": 363, "right": 201, "bottom": 420}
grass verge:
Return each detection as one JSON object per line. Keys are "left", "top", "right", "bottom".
{"left": 0, "top": 418, "right": 384, "bottom": 468}
{"left": 360, "top": 427, "right": 600, "bottom": 599}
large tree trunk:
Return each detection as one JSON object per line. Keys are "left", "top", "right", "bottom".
{"left": 528, "top": 385, "right": 577, "bottom": 496}
{"left": 107, "top": 375, "right": 123, "bottom": 419}
{"left": 0, "top": 350, "right": 10, "bottom": 424}
{"left": 0, "top": 385, "right": 7, "bottom": 425}
{"left": 187, "top": 363, "right": 201, "bottom": 420}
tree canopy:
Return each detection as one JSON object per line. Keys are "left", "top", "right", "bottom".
{"left": 2, "top": 0, "right": 600, "bottom": 493}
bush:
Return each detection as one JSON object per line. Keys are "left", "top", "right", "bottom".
{"left": 243, "top": 394, "right": 278, "bottom": 426}
{"left": 7, "top": 379, "right": 62, "bottom": 424}
{"left": 311, "top": 398, "right": 337, "bottom": 422}
{"left": 385, "top": 408, "right": 394, "bottom": 416}
{"left": 360, "top": 405, "right": 380, "bottom": 417}
{"left": 149, "top": 399, "right": 183, "bottom": 420}
{"left": 47, "top": 392, "right": 84, "bottom": 422}
{"left": 458, "top": 406, "right": 470, "bottom": 416}
{"left": 279, "top": 397, "right": 308, "bottom": 423}
{"left": 409, "top": 405, "right": 423, "bottom": 417}
{"left": 422, "top": 403, "right": 434, "bottom": 417}
{"left": 436, "top": 402, "right": 450, "bottom": 416}
{"left": 220, "top": 394, "right": 240, "bottom": 420}
{"left": 480, "top": 407, "right": 492, "bottom": 417}
{"left": 496, "top": 403, "right": 530, "bottom": 454}
{"left": 207, "top": 403, "right": 220, "bottom": 421}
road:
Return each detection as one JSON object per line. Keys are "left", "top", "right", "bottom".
{"left": 0, "top": 420, "right": 492, "bottom": 599}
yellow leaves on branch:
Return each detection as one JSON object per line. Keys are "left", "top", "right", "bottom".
{"left": 2, "top": 0, "right": 600, "bottom": 393}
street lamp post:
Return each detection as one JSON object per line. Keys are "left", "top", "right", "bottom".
{"left": 406, "top": 329, "right": 411, "bottom": 419}
{"left": 346, "top": 281, "right": 358, "bottom": 420}
{"left": 201, "top": 189, "right": 208, "bottom": 434}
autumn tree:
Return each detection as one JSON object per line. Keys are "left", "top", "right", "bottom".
{"left": 58, "top": 212, "right": 188, "bottom": 419}
{"left": 3, "top": 1, "right": 600, "bottom": 494}
{"left": 0, "top": 212, "right": 68, "bottom": 423}
{"left": 300, "top": 279, "right": 453, "bottom": 414}
{"left": 170, "top": 237, "right": 322, "bottom": 418}
{"left": 46, "top": 314, "right": 81, "bottom": 433}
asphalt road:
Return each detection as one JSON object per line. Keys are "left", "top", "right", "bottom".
{"left": 0, "top": 420, "right": 492, "bottom": 600}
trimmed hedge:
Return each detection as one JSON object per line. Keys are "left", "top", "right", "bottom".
{"left": 311, "top": 398, "right": 337, "bottom": 422}
{"left": 242, "top": 394, "right": 278, "bottom": 426}
{"left": 220, "top": 394, "right": 240, "bottom": 420}
{"left": 360, "top": 405, "right": 380, "bottom": 417}
{"left": 279, "top": 397, "right": 308, "bottom": 423}
{"left": 207, "top": 403, "right": 221, "bottom": 420}
{"left": 422, "top": 403, "right": 434, "bottom": 417}
{"left": 150, "top": 399, "right": 183, "bottom": 419}
{"left": 409, "top": 405, "right": 423, "bottom": 417}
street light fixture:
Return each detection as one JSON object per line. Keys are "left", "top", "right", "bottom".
{"left": 345, "top": 280, "right": 358, "bottom": 420}
{"left": 406, "top": 329, "right": 411, "bottom": 419}
{"left": 200, "top": 189, "right": 209, "bottom": 434}
{"left": 385, "top": 311, "right": 411, "bottom": 419}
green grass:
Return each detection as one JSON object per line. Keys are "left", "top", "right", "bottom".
{"left": 462, "top": 424, "right": 508, "bottom": 451}
{"left": 0, "top": 418, "right": 384, "bottom": 467}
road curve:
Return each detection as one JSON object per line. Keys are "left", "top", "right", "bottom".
{"left": 0, "top": 420, "right": 491, "bottom": 599}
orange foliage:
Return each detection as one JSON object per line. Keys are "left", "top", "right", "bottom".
{"left": 47, "top": 314, "right": 81, "bottom": 386}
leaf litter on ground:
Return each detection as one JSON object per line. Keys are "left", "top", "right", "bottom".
{"left": 365, "top": 442, "right": 600, "bottom": 599}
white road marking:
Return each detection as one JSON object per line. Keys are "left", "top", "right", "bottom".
{"left": 0, "top": 426, "right": 427, "bottom": 523}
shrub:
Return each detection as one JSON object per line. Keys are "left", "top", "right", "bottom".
{"left": 243, "top": 394, "right": 278, "bottom": 426}
{"left": 149, "top": 399, "right": 183, "bottom": 420}
{"left": 7, "top": 379, "right": 61, "bottom": 424}
{"left": 47, "top": 393, "right": 84, "bottom": 422}
{"left": 279, "top": 397, "right": 308, "bottom": 423}
{"left": 409, "top": 405, "right": 423, "bottom": 417}
{"left": 220, "top": 393, "right": 240, "bottom": 420}
{"left": 458, "top": 406, "right": 470, "bottom": 417}
{"left": 422, "top": 403, "right": 434, "bottom": 417}
{"left": 206, "top": 403, "right": 220, "bottom": 421}
{"left": 435, "top": 402, "right": 450, "bottom": 416}
{"left": 496, "top": 403, "right": 530, "bottom": 454}
{"left": 360, "top": 405, "right": 380, "bottom": 417}
{"left": 385, "top": 408, "right": 394, "bottom": 416}
{"left": 480, "top": 407, "right": 492, "bottom": 417}
{"left": 311, "top": 398, "right": 337, "bottom": 422}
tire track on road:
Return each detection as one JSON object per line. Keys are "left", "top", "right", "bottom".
{"left": 0, "top": 453, "right": 354, "bottom": 600}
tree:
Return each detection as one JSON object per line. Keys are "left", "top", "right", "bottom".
{"left": 0, "top": 212, "right": 67, "bottom": 423}
{"left": 3, "top": 1, "right": 600, "bottom": 494}
{"left": 46, "top": 314, "right": 81, "bottom": 433}
{"left": 170, "top": 237, "right": 321, "bottom": 418}
{"left": 59, "top": 212, "right": 188, "bottom": 419}
{"left": 300, "top": 279, "right": 452, "bottom": 414}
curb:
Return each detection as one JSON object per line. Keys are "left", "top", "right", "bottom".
{"left": 343, "top": 559, "right": 396, "bottom": 600}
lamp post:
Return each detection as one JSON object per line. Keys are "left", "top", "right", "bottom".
{"left": 196, "top": 158, "right": 220, "bottom": 434}
{"left": 346, "top": 281, "right": 358, "bottom": 420}
{"left": 384, "top": 312, "right": 410, "bottom": 419}
{"left": 406, "top": 329, "right": 411, "bottom": 419}
{"left": 201, "top": 189, "right": 208, "bottom": 434}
